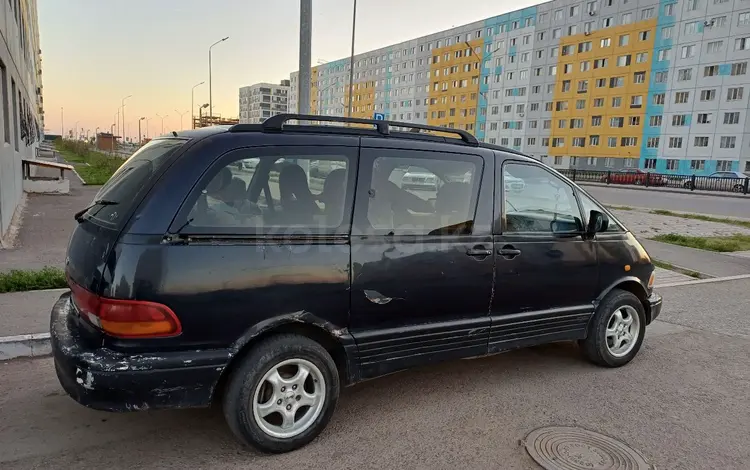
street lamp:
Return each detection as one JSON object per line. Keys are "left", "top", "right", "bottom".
{"left": 198, "top": 103, "right": 209, "bottom": 128}
{"left": 156, "top": 113, "right": 168, "bottom": 134}
{"left": 109, "top": 123, "right": 116, "bottom": 153}
{"left": 191, "top": 81, "right": 205, "bottom": 129}
{"left": 138, "top": 117, "right": 145, "bottom": 145}
{"left": 121, "top": 94, "right": 132, "bottom": 141}
{"left": 145, "top": 117, "right": 151, "bottom": 138}
{"left": 208, "top": 36, "right": 229, "bottom": 118}
{"left": 73, "top": 121, "right": 79, "bottom": 139}
{"left": 175, "top": 109, "right": 188, "bottom": 130}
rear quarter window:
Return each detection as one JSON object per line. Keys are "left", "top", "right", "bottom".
{"left": 86, "top": 138, "right": 187, "bottom": 228}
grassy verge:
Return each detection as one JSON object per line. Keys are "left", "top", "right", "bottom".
{"left": 650, "top": 209, "right": 750, "bottom": 230}
{"left": 652, "top": 233, "right": 750, "bottom": 253}
{"left": 0, "top": 267, "right": 67, "bottom": 293}
{"left": 607, "top": 205, "right": 634, "bottom": 211}
{"left": 652, "top": 259, "right": 701, "bottom": 278}
{"left": 54, "top": 139, "right": 123, "bottom": 185}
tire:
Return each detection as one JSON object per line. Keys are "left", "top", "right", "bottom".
{"left": 732, "top": 184, "right": 743, "bottom": 193}
{"left": 223, "top": 334, "right": 340, "bottom": 453}
{"left": 580, "top": 289, "right": 646, "bottom": 367}
{"left": 683, "top": 181, "right": 693, "bottom": 190}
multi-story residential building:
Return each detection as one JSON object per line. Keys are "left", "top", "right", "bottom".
{"left": 0, "top": 0, "right": 44, "bottom": 244}
{"left": 290, "top": 0, "right": 750, "bottom": 176}
{"left": 239, "top": 80, "right": 290, "bottom": 124}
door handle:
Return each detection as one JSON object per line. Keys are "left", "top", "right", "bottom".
{"left": 498, "top": 245, "right": 522, "bottom": 258}
{"left": 467, "top": 246, "right": 492, "bottom": 257}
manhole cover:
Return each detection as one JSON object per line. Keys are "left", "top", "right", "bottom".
{"left": 523, "top": 426, "right": 654, "bottom": 470}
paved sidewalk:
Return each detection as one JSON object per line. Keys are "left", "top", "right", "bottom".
{"left": 579, "top": 181, "right": 750, "bottom": 199}
{"left": 0, "top": 162, "right": 98, "bottom": 272}
{"left": 0, "top": 289, "right": 64, "bottom": 336}
{"left": 653, "top": 266, "right": 696, "bottom": 285}
{"left": 641, "top": 239, "right": 750, "bottom": 277}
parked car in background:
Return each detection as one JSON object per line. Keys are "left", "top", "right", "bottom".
{"left": 601, "top": 169, "right": 666, "bottom": 186}
{"left": 504, "top": 172, "right": 526, "bottom": 193}
{"left": 400, "top": 166, "right": 439, "bottom": 191}
{"left": 681, "top": 171, "right": 749, "bottom": 192}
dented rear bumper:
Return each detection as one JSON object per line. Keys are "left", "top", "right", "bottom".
{"left": 50, "top": 292, "right": 228, "bottom": 412}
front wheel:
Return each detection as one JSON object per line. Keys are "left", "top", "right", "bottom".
{"left": 223, "top": 334, "right": 340, "bottom": 453}
{"left": 580, "top": 289, "right": 646, "bottom": 367}
{"left": 732, "top": 184, "right": 744, "bottom": 193}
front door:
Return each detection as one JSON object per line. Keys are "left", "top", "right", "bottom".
{"left": 349, "top": 142, "right": 495, "bottom": 379}
{"left": 490, "top": 158, "right": 598, "bottom": 354}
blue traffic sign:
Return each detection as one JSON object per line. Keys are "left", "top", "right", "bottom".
{"left": 373, "top": 113, "right": 385, "bottom": 121}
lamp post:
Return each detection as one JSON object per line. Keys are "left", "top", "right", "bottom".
{"left": 95, "top": 126, "right": 99, "bottom": 147}
{"left": 156, "top": 113, "right": 168, "bottom": 134}
{"left": 138, "top": 117, "right": 145, "bottom": 145}
{"left": 73, "top": 121, "right": 79, "bottom": 140}
{"left": 198, "top": 103, "right": 209, "bottom": 128}
{"left": 109, "top": 124, "right": 115, "bottom": 153}
{"left": 175, "top": 109, "right": 188, "bottom": 130}
{"left": 145, "top": 118, "right": 151, "bottom": 138}
{"left": 191, "top": 81, "right": 205, "bottom": 129}
{"left": 347, "top": 0, "right": 357, "bottom": 118}
{"left": 86, "top": 129, "right": 90, "bottom": 141}
{"left": 121, "top": 94, "right": 132, "bottom": 142}
{"left": 208, "top": 37, "right": 229, "bottom": 118}
{"left": 60, "top": 107, "right": 64, "bottom": 138}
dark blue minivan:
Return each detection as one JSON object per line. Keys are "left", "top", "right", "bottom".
{"left": 51, "top": 114, "right": 662, "bottom": 453}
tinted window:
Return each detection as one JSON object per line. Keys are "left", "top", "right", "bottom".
{"left": 365, "top": 153, "right": 481, "bottom": 235}
{"left": 88, "top": 138, "right": 186, "bottom": 227}
{"left": 502, "top": 162, "right": 583, "bottom": 233}
{"left": 185, "top": 153, "right": 351, "bottom": 231}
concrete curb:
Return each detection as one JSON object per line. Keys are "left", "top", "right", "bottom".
{"left": 0, "top": 333, "right": 51, "bottom": 360}
{"left": 579, "top": 181, "right": 750, "bottom": 200}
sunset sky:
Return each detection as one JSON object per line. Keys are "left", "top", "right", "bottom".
{"left": 39, "top": 0, "right": 536, "bottom": 140}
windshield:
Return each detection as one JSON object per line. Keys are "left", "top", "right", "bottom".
{"left": 85, "top": 138, "right": 187, "bottom": 227}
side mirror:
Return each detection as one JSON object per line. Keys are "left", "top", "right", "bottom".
{"left": 587, "top": 210, "right": 609, "bottom": 234}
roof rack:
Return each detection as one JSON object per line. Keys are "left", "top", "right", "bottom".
{"left": 229, "top": 113, "right": 478, "bottom": 146}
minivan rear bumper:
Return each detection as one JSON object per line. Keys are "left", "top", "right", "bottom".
{"left": 50, "top": 292, "right": 229, "bottom": 412}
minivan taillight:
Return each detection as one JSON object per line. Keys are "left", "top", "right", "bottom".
{"left": 68, "top": 280, "right": 181, "bottom": 338}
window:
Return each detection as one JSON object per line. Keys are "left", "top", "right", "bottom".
{"left": 621, "top": 137, "right": 637, "bottom": 147}
{"left": 0, "top": 60, "right": 8, "bottom": 144}
{"left": 666, "top": 159, "right": 678, "bottom": 171}
{"left": 592, "top": 115, "right": 602, "bottom": 126}
{"left": 579, "top": 41, "right": 592, "bottom": 53}
{"left": 647, "top": 137, "right": 660, "bottom": 148}
{"left": 736, "top": 38, "right": 750, "bottom": 51}
{"left": 568, "top": 25, "right": 578, "bottom": 35}
{"left": 617, "top": 55, "right": 631, "bottom": 67}
{"left": 672, "top": 114, "right": 687, "bottom": 126}
{"left": 622, "top": 13, "right": 632, "bottom": 25}
{"left": 662, "top": 26, "right": 673, "bottom": 40}
{"left": 633, "top": 72, "right": 646, "bottom": 84}
{"left": 690, "top": 160, "right": 706, "bottom": 171}
{"left": 644, "top": 159, "right": 657, "bottom": 170}
{"left": 571, "top": 118, "right": 584, "bottom": 129}
{"left": 618, "top": 35, "right": 629, "bottom": 47}
{"left": 558, "top": 119, "right": 568, "bottom": 129}
{"left": 707, "top": 41, "right": 723, "bottom": 54}
{"left": 609, "top": 77, "right": 624, "bottom": 88}
{"left": 665, "top": 3, "right": 675, "bottom": 16}
{"left": 580, "top": 61, "right": 591, "bottom": 72}
{"left": 700, "top": 89, "right": 716, "bottom": 101}
{"left": 577, "top": 80, "right": 588, "bottom": 93}
{"left": 600, "top": 38, "right": 611, "bottom": 48}
{"left": 594, "top": 58, "right": 608, "bottom": 69}
{"left": 608, "top": 137, "right": 617, "bottom": 148}
{"left": 552, "top": 137, "right": 565, "bottom": 147}
{"left": 576, "top": 99, "right": 586, "bottom": 109}
{"left": 554, "top": 156, "right": 563, "bottom": 165}
{"left": 649, "top": 115, "right": 662, "bottom": 126}
{"left": 658, "top": 49, "right": 671, "bottom": 61}
{"left": 720, "top": 136, "right": 737, "bottom": 148}
{"left": 639, "top": 31, "right": 649, "bottom": 41}
{"left": 704, "top": 65, "right": 719, "bottom": 77}
{"left": 572, "top": 137, "right": 585, "bottom": 147}
{"left": 655, "top": 71, "right": 669, "bottom": 83}
{"left": 629, "top": 116, "right": 640, "bottom": 126}
{"left": 687, "top": 0, "right": 699, "bottom": 11}
{"left": 668, "top": 137, "right": 683, "bottom": 148}
{"left": 502, "top": 163, "right": 582, "bottom": 234}
{"left": 694, "top": 136, "right": 709, "bottom": 147}
{"left": 732, "top": 62, "right": 748, "bottom": 76}
{"left": 740, "top": 12, "right": 750, "bottom": 26}
{"left": 697, "top": 113, "right": 712, "bottom": 124}
{"left": 553, "top": 28, "right": 562, "bottom": 39}
{"left": 653, "top": 93, "right": 665, "bottom": 105}
{"left": 590, "top": 135, "right": 600, "bottom": 146}
{"left": 641, "top": 8, "right": 654, "bottom": 20}
{"left": 727, "top": 87, "right": 744, "bottom": 101}
{"left": 593, "top": 98, "right": 604, "bottom": 107}
{"left": 675, "top": 92, "right": 690, "bottom": 104}
{"left": 636, "top": 53, "right": 648, "bottom": 63}
{"left": 610, "top": 117, "right": 624, "bottom": 127}
{"left": 630, "top": 96, "right": 643, "bottom": 108}
{"left": 724, "top": 112, "right": 740, "bottom": 124}
{"left": 564, "top": 64, "right": 573, "bottom": 74}
{"left": 677, "top": 68, "right": 692, "bottom": 81}
{"left": 711, "top": 16, "right": 727, "bottom": 28}
{"left": 681, "top": 45, "right": 696, "bottom": 59}
{"left": 367, "top": 154, "right": 480, "bottom": 234}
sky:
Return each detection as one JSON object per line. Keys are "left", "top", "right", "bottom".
{"left": 39, "top": 0, "right": 537, "bottom": 140}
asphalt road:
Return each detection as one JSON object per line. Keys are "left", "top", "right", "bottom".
{"left": 1, "top": 279, "right": 748, "bottom": 469}
{"left": 583, "top": 185, "right": 750, "bottom": 218}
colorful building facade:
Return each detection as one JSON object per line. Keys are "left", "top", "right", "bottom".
{"left": 289, "top": 0, "right": 750, "bottom": 175}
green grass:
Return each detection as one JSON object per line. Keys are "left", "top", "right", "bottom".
{"left": 54, "top": 139, "right": 123, "bottom": 185}
{"left": 652, "top": 259, "right": 674, "bottom": 270}
{"left": 650, "top": 209, "right": 750, "bottom": 230}
{"left": 0, "top": 267, "right": 67, "bottom": 293}
{"left": 607, "top": 205, "right": 634, "bottom": 211}
{"left": 652, "top": 233, "right": 750, "bottom": 253}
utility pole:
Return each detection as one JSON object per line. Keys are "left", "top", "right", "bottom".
{"left": 298, "top": 0, "right": 312, "bottom": 116}
{"left": 209, "top": 37, "right": 229, "bottom": 119}
{"left": 175, "top": 109, "right": 188, "bottom": 130}
{"left": 121, "top": 95, "right": 132, "bottom": 142}
{"left": 191, "top": 81, "right": 205, "bottom": 129}
{"left": 347, "top": 0, "right": 357, "bottom": 118}
{"left": 138, "top": 117, "right": 145, "bottom": 145}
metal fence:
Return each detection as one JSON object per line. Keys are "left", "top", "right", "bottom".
{"left": 558, "top": 169, "right": 750, "bottom": 195}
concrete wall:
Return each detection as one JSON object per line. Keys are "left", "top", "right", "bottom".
{"left": 0, "top": 0, "right": 42, "bottom": 243}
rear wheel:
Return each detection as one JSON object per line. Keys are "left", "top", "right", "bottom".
{"left": 732, "top": 184, "right": 744, "bottom": 193}
{"left": 223, "top": 334, "right": 340, "bottom": 453}
{"left": 580, "top": 289, "right": 646, "bottom": 367}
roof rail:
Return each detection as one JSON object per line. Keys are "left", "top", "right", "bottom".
{"left": 244, "top": 113, "right": 478, "bottom": 146}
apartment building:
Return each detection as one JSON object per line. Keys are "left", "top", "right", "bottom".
{"left": 0, "top": 0, "right": 44, "bottom": 244}
{"left": 290, "top": 0, "right": 750, "bottom": 176}
{"left": 239, "top": 80, "right": 290, "bottom": 124}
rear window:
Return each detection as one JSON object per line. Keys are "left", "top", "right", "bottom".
{"left": 86, "top": 138, "right": 187, "bottom": 227}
